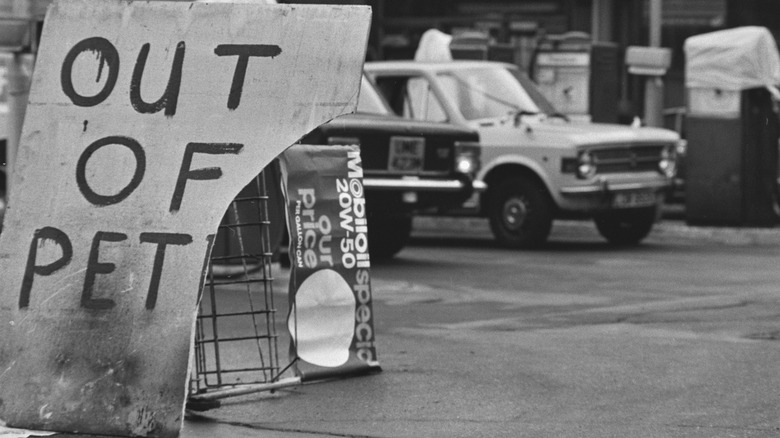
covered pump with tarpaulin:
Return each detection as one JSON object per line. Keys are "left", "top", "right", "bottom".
{"left": 683, "top": 26, "right": 780, "bottom": 226}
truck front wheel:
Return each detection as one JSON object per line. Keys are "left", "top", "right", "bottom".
{"left": 368, "top": 213, "right": 413, "bottom": 260}
{"left": 487, "top": 176, "right": 553, "bottom": 248}
{"left": 594, "top": 206, "right": 657, "bottom": 246}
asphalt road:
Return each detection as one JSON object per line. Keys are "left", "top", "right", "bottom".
{"left": 186, "top": 217, "right": 780, "bottom": 438}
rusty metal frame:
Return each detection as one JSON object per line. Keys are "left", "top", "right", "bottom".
{"left": 188, "top": 167, "right": 299, "bottom": 408}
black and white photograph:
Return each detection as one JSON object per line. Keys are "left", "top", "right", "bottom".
{"left": 0, "top": 1, "right": 779, "bottom": 437}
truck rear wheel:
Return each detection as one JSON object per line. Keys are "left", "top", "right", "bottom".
{"left": 487, "top": 176, "right": 553, "bottom": 248}
{"left": 594, "top": 206, "right": 657, "bottom": 246}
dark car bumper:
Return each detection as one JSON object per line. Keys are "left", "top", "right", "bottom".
{"left": 364, "top": 176, "right": 485, "bottom": 192}
{"left": 363, "top": 174, "right": 484, "bottom": 213}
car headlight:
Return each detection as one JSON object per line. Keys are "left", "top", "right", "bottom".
{"left": 454, "top": 141, "right": 481, "bottom": 177}
{"left": 576, "top": 150, "right": 596, "bottom": 179}
{"left": 675, "top": 139, "right": 687, "bottom": 156}
{"left": 658, "top": 144, "right": 677, "bottom": 178}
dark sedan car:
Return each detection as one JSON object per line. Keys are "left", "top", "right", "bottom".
{"left": 300, "top": 75, "right": 483, "bottom": 258}
{"left": 212, "top": 75, "right": 483, "bottom": 264}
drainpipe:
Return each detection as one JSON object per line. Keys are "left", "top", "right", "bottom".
{"left": 644, "top": 0, "right": 664, "bottom": 127}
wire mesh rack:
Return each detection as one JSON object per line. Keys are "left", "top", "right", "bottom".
{"left": 187, "top": 164, "right": 299, "bottom": 410}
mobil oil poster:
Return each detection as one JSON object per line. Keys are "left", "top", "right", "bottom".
{"left": 281, "top": 145, "right": 380, "bottom": 381}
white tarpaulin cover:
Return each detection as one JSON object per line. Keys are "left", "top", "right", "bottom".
{"left": 685, "top": 26, "right": 780, "bottom": 90}
{"left": 414, "top": 28, "right": 453, "bottom": 62}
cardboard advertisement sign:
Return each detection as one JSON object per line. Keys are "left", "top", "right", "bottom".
{"left": 0, "top": 1, "right": 370, "bottom": 437}
{"left": 280, "top": 145, "right": 379, "bottom": 381}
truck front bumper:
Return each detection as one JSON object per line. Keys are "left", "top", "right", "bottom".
{"left": 558, "top": 177, "right": 671, "bottom": 213}
{"left": 560, "top": 179, "right": 670, "bottom": 195}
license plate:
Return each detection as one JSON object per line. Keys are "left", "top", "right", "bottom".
{"left": 612, "top": 191, "right": 656, "bottom": 208}
{"left": 388, "top": 136, "right": 425, "bottom": 172}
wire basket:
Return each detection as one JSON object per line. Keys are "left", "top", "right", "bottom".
{"left": 187, "top": 164, "right": 299, "bottom": 410}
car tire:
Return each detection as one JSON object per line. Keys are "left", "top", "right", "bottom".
{"left": 594, "top": 206, "right": 657, "bottom": 246}
{"left": 368, "top": 213, "right": 412, "bottom": 260}
{"left": 487, "top": 176, "right": 553, "bottom": 248}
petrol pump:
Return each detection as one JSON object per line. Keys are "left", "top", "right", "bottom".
{"left": 684, "top": 26, "right": 780, "bottom": 226}
{"left": 530, "top": 32, "right": 620, "bottom": 123}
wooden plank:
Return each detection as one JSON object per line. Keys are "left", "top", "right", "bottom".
{"left": 0, "top": 0, "right": 370, "bottom": 436}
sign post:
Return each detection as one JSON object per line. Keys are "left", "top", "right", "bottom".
{"left": 0, "top": 1, "right": 370, "bottom": 436}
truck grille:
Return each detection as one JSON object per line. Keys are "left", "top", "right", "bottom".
{"left": 361, "top": 134, "right": 453, "bottom": 175}
{"left": 593, "top": 145, "right": 665, "bottom": 174}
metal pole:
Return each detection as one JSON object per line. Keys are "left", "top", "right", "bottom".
{"left": 648, "top": 0, "right": 662, "bottom": 47}
{"left": 591, "top": 0, "right": 613, "bottom": 43}
{"left": 644, "top": 0, "right": 664, "bottom": 127}
{"left": 7, "top": 51, "right": 29, "bottom": 196}
{"left": 188, "top": 376, "right": 302, "bottom": 401}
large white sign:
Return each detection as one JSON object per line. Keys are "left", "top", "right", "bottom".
{"left": 0, "top": 0, "right": 370, "bottom": 436}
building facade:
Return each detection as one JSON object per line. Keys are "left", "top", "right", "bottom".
{"left": 289, "top": 0, "right": 780, "bottom": 126}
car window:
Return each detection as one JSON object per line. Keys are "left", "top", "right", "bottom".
{"left": 404, "top": 77, "right": 448, "bottom": 123}
{"left": 357, "top": 75, "right": 393, "bottom": 115}
{"left": 435, "top": 66, "right": 556, "bottom": 121}
{"left": 372, "top": 75, "right": 447, "bottom": 123}
{"left": 510, "top": 69, "right": 558, "bottom": 115}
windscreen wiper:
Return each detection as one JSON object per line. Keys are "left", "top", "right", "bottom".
{"left": 512, "top": 109, "right": 539, "bottom": 126}
{"left": 546, "top": 112, "right": 570, "bottom": 122}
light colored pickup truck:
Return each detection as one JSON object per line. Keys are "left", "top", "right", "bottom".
{"left": 365, "top": 60, "right": 682, "bottom": 247}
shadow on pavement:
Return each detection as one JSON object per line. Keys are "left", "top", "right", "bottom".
{"left": 406, "top": 235, "right": 667, "bottom": 254}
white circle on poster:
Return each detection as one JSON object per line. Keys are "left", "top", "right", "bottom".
{"left": 288, "top": 269, "right": 355, "bottom": 367}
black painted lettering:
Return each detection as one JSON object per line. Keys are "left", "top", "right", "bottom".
{"left": 76, "top": 136, "right": 146, "bottom": 206}
{"left": 19, "top": 227, "right": 73, "bottom": 309}
{"left": 130, "top": 42, "right": 185, "bottom": 116}
{"left": 139, "top": 232, "right": 193, "bottom": 310}
{"left": 61, "top": 37, "right": 120, "bottom": 107}
{"left": 169, "top": 142, "right": 243, "bottom": 212}
{"left": 214, "top": 44, "right": 282, "bottom": 110}
{"left": 82, "top": 231, "right": 127, "bottom": 310}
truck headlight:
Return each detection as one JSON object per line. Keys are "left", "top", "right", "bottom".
{"left": 454, "top": 141, "right": 481, "bottom": 177}
{"left": 658, "top": 144, "right": 677, "bottom": 178}
{"left": 576, "top": 150, "right": 596, "bottom": 179}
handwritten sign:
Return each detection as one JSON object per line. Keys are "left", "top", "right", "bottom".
{"left": 0, "top": 0, "right": 370, "bottom": 436}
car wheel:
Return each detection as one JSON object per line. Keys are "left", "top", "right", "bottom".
{"left": 368, "top": 213, "right": 412, "bottom": 260}
{"left": 594, "top": 206, "right": 657, "bottom": 246}
{"left": 487, "top": 176, "right": 553, "bottom": 248}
